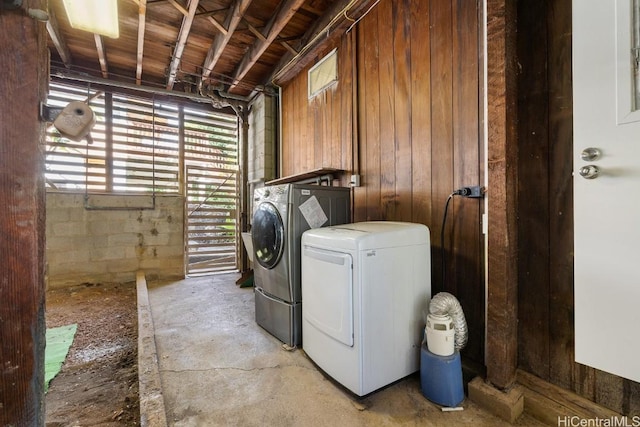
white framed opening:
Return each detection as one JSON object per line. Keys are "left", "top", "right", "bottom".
{"left": 308, "top": 48, "right": 338, "bottom": 99}
{"left": 616, "top": 0, "right": 640, "bottom": 123}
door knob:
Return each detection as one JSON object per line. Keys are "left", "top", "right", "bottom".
{"left": 581, "top": 147, "right": 602, "bottom": 161}
{"left": 579, "top": 164, "right": 600, "bottom": 179}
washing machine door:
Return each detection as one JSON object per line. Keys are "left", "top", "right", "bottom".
{"left": 252, "top": 202, "right": 285, "bottom": 269}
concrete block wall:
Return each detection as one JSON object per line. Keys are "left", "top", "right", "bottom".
{"left": 248, "top": 92, "right": 277, "bottom": 223}
{"left": 248, "top": 92, "right": 277, "bottom": 186}
{"left": 46, "top": 192, "right": 184, "bottom": 289}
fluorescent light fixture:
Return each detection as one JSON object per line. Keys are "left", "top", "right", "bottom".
{"left": 63, "top": 0, "right": 119, "bottom": 39}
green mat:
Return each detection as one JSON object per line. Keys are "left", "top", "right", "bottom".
{"left": 45, "top": 323, "right": 77, "bottom": 392}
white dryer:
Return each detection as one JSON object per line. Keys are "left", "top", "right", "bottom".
{"left": 301, "top": 221, "right": 431, "bottom": 396}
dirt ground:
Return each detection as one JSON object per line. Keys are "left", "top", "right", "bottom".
{"left": 45, "top": 282, "right": 140, "bottom": 426}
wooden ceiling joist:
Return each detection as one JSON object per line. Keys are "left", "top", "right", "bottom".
{"left": 198, "top": 5, "right": 228, "bottom": 35}
{"left": 244, "top": 20, "right": 267, "bottom": 42}
{"left": 245, "top": 21, "right": 298, "bottom": 56}
{"left": 166, "top": 0, "right": 200, "bottom": 90}
{"left": 271, "top": 0, "right": 381, "bottom": 85}
{"left": 45, "top": 0, "right": 349, "bottom": 97}
{"left": 94, "top": 34, "right": 109, "bottom": 78}
{"left": 205, "top": 15, "right": 228, "bottom": 35}
{"left": 168, "top": 0, "right": 189, "bottom": 16}
{"left": 46, "top": 6, "right": 72, "bottom": 68}
{"left": 201, "top": 0, "right": 253, "bottom": 81}
{"left": 136, "top": 0, "right": 148, "bottom": 85}
{"left": 279, "top": 40, "right": 297, "bottom": 56}
{"left": 229, "top": 0, "right": 306, "bottom": 90}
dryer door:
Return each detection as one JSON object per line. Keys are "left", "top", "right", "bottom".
{"left": 252, "top": 202, "right": 285, "bottom": 269}
{"left": 302, "top": 246, "right": 353, "bottom": 346}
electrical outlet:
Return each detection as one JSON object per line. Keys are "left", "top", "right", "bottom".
{"left": 466, "top": 185, "right": 484, "bottom": 198}
{"left": 457, "top": 186, "right": 484, "bottom": 198}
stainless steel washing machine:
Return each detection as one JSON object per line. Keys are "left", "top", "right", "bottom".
{"left": 251, "top": 183, "right": 351, "bottom": 346}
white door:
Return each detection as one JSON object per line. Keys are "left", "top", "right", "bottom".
{"left": 573, "top": 0, "right": 640, "bottom": 382}
{"left": 301, "top": 246, "right": 354, "bottom": 346}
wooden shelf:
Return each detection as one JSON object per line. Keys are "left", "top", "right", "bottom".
{"left": 265, "top": 167, "right": 344, "bottom": 185}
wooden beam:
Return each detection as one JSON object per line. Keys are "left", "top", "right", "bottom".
{"left": 206, "top": 15, "right": 227, "bottom": 35}
{"left": 167, "top": 0, "right": 200, "bottom": 89}
{"left": 300, "top": 3, "right": 324, "bottom": 17}
{"left": 198, "top": 5, "right": 228, "bottom": 35}
{"left": 279, "top": 40, "right": 297, "bottom": 56}
{"left": 196, "top": 7, "right": 228, "bottom": 17}
{"left": 0, "top": 4, "right": 48, "bottom": 425}
{"left": 244, "top": 20, "right": 267, "bottom": 42}
{"left": 46, "top": 5, "right": 72, "bottom": 68}
{"left": 94, "top": 34, "right": 109, "bottom": 78}
{"left": 202, "top": 0, "right": 253, "bottom": 80}
{"left": 229, "top": 0, "right": 306, "bottom": 90}
{"left": 485, "top": 0, "right": 519, "bottom": 390}
{"left": 136, "top": 0, "right": 148, "bottom": 85}
{"left": 269, "top": 0, "right": 380, "bottom": 86}
{"left": 168, "top": 0, "right": 188, "bottom": 16}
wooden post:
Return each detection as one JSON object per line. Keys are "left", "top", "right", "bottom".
{"left": 0, "top": 1, "right": 48, "bottom": 425}
{"left": 239, "top": 109, "right": 250, "bottom": 273}
{"left": 485, "top": 0, "right": 519, "bottom": 390}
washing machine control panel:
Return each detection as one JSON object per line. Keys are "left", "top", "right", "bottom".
{"left": 259, "top": 185, "right": 288, "bottom": 201}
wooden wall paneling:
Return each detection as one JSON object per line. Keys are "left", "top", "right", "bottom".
{"left": 280, "top": 84, "right": 288, "bottom": 177}
{"left": 451, "top": 0, "right": 484, "bottom": 364}
{"left": 589, "top": 367, "right": 640, "bottom": 416}
{"left": 300, "top": 72, "right": 310, "bottom": 173}
{"left": 291, "top": 70, "right": 303, "bottom": 176}
{"left": 281, "top": 81, "right": 289, "bottom": 177}
{"left": 409, "top": 0, "right": 432, "bottom": 227}
{"left": 595, "top": 371, "right": 626, "bottom": 414}
{"left": 342, "top": 32, "right": 357, "bottom": 189}
{"left": 0, "top": 2, "right": 48, "bottom": 424}
{"left": 377, "top": 0, "right": 397, "bottom": 220}
{"left": 485, "top": 0, "right": 519, "bottom": 389}
{"left": 329, "top": 64, "right": 341, "bottom": 174}
{"left": 280, "top": 39, "right": 352, "bottom": 184}
{"left": 281, "top": 80, "right": 293, "bottom": 177}
{"left": 354, "top": 25, "right": 368, "bottom": 221}
{"left": 352, "top": 25, "right": 368, "bottom": 222}
{"left": 303, "top": 70, "right": 314, "bottom": 173}
{"left": 334, "top": 42, "right": 346, "bottom": 176}
{"left": 326, "top": 90, "right": 332, "bottom": 169}
{"left": 516, "top": 0, "right": 552, "bottom": 381}
{"left": 625, "top": 381, "right": 640, "bottom": 416}
{"left": 392, "top": 0, "right": 413, "bottom": 222}
{"left": 429, "top": 0, "right": 455, "bottom": 296}
{"left": 593, "top": 370, "right": 640, "bottom": 416}
{"left": 547, "top": 0, "right": 575, "bottom": 390}
{"left": 360, "top": 7, "right": 382, "bottom": 221}
{"left": 316, "top": 49, "right": 333, "bottom": 171}
{"left": 312, "top": 94, "right": 324, "bottom": 170}
{"left": 573, "top": 363, "right": 596, "bottom": 400}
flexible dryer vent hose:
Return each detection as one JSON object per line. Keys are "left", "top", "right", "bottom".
{"left": 429, "top": 292, "right": 468, "bottom": 351}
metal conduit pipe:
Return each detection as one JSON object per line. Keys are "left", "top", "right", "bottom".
{"left": 51, "top": 70, "right": 250, "bottom": 107}
{"left": 429, "top": 292, "right": 468, "bottom": 351}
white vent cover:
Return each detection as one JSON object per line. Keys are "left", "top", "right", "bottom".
{"left": 308, "top": 49, "right": 338, "bottom": 98}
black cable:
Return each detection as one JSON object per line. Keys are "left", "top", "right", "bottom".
{"left": 440, "top": 192, "right": 456, "bottom": 289}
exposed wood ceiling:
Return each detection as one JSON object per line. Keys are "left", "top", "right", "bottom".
{"left": 46, "top": 0, "right": 377, "bottom": 100}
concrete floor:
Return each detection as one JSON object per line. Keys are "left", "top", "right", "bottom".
{"left": 146, "top": 274, "right": 547, "bottom": 426}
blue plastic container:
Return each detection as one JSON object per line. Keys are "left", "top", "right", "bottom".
{"left": 420, "top": 345, "right": 464, "bottom": 407}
